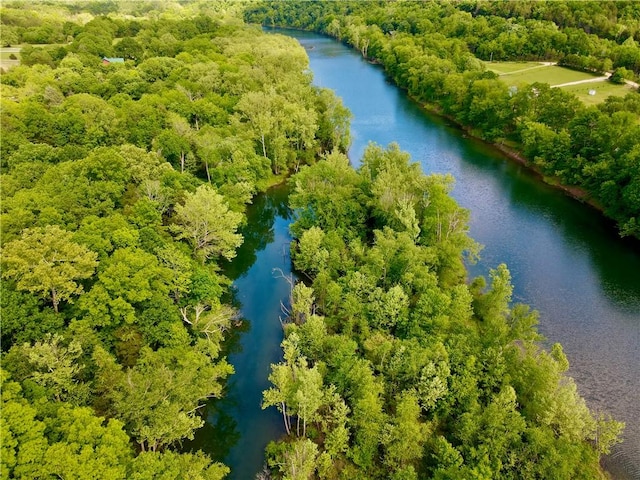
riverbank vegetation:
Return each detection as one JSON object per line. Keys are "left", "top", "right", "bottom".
{"left": 262, "top": 143, "right": 623, "bottom": 479}
{"left": 245, "top": 0, "right": 640, "bottom": 238}
{"left": 1, "top": 1, "right": 630, "bottom": 479}
{"left": 0, "top": 2, "right": 349, "bottom": 477}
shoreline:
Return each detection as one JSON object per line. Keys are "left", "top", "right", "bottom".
{"left": 402, "top": 98, "right": 640, "bottom": 244}
{"left": 414, "top": 102, "right": 640, "bottom": 249}
{"left": 264, "top": 23, "right": 638, "bottom": 244}
{"left": 491, "top": 142, "right": 600, "bottom": 209}
{"left": 407, "top": 98, "right": 603, "bottom": 210}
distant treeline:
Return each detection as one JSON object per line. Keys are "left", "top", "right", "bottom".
{"left": 246, "top": 0, "right": 640, "bottom": 238}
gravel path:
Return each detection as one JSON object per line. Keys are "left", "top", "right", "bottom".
{"left": 551, "top": 73, "right": 610, "bottom": 88}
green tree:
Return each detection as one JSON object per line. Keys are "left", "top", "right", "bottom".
{"left": 39, "top": 405, "right": 133, "bottom": 480}
{"left": 0, "top": 285, "right": 63, "bottom": 349}
{"left": 94, "top": 343, "right": 233, "bottom": 452}
{"left": 171, "top": 185, "right": 243, "bottom": 263}
{"left": 20, "top": 334, "right": 89, "bottom": 404}
{"left": 115, "top": 37, "right": 143, "bottom": 62}
{"left": 315, "top": 88, "right": 352, "bottom": 153}
{"left": 79, "top": 247, "right": 171, "bottom": 328}
{"left": 129, "top": 451, "right": 229, "bottom": 480}
{"left": 610, "top": 67, "right": 632, "bottom": 84}
{"left": 1, "top": 225, "right": 98, "bottom": 312}
{"left": 1, "top": 372, "right": 49, "bottom": 479}
{"left": 264, "top": 334, "right": 302, "bottom": 436}
{"left": 282, "top": 438, "right": 319, "bottom": 480}
{"left": 292, "top": 226, "right": 329, "bottom": 278}
{"left": 382, "top": 391, "right": 428, "bottom": 470}
{"left": 289, "top": 150, "right": 368, "bottom": 239}
{"left": 1, "top": 371, "right": 134, "bottom": 480}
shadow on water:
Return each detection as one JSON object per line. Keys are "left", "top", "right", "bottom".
{"left": 223, "top": 183, "right": 292, "bottom": 282}
{"left": 181, "top": 294, "right": 248, "bottom": 464}
{"left": 182, "top": 397, "right": 241, "bottom": 465}
{"left": 185, "top": 183, "right": 294, "bottom": 479}
{"left": 417, "top": 99, "right": 640, "bottom": 480}
{"left": 445, "top": 126, "right": 640, "bottom": 307}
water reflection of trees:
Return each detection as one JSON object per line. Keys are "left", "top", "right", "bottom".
{"left": 182, "top": 396, "right": 241, "bottom": 464}
{"left": 184, "top": 184, "right": 292, "bottom": 463}
{"left": 181, "top": 287, "right": 248, "bottom": 460}
{"left": 449, "top": 132, "right": 640, "bottom": 307}
{"left": 222, "top": 184, "right": 291, "bottom": 281}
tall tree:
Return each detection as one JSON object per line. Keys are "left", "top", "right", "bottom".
{"left": 94, "top": 343, "right": 233, "bottom": 452}
{"left": 171, "top": 185, "right": 243, "bottom": 263}
{"left": 1, "top": 225, "right": 98, "bottom": 312}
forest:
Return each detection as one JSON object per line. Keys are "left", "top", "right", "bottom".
{"left": 0, "top": 1, "right": 629, "bottom": 479}
{"left": 245, "top": 0, "right": 640, "bottom": 239}
{"left": 263, "top": 144, "right": 623, "bottom": 480}
{"left": 0, "top": 1, "right": 349, "bottom": 477}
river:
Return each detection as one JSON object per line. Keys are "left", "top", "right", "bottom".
{"left": 192, "top": 29, "right": 640, "bottom": 479}
{"left": 186, "top": 186, "right": 291, "bottom": 479}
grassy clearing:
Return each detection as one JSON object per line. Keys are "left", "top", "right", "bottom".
{"left": 499, "top": 65, "right": 601, "bottom": 86}
{"left": 0, "top": 48, "right": 21, "bottom": 70}
{"left": 10, "top": 43, "right": 66, "bottom": 48}
{"left": 486, "top": 61, "right": 630, "bottom": 105}
{"left": 484, "top": 61, "right": 545, "bottom": 74}
{"left": 560, "top": 81, "right": 635, "bottom": 106}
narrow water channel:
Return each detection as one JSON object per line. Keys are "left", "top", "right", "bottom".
{"left": 187, "top": 185, "right": 292, "bottom": 479}
{"left": 193, "top": 30, "right": 640, "bottom": 480}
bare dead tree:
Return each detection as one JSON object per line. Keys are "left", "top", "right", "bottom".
{"left": 273, "top": 267, "right": 294, "bottom": 327}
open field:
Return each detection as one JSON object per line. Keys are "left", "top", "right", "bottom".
{"left": 0, "top": 52, "right": 20, "bottom": 60}
{"left": 497, "top": 64, "right": 601, "bottom": 86}
{"left": 484, "top": 61, "right": 544, "bottom": 74}
{"left": 560, "top": 81, "right": 635, "bottom": 106}
{"left": 0, "top": 48, "right": 20, "bottom": 71}
{"left": 484, "top": 61, "right": 632, "bottom": 104}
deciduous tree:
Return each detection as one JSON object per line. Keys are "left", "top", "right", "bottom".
{"left": 171, "top": 185, "right": 243, "bottom": 263}
{"left": 1, "top": 225, "right": 98, "bottom": 312}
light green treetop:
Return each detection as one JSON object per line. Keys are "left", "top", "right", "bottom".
{"left": 171, "top": 184, "right": 243, "bottom": 263}
{"left": 1, "top": 225, "right": 98, "bottom": 312}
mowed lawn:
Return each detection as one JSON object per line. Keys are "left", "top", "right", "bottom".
{"left": 483, "top": 61, "right": 633, "bottom": 105}
{"left": 0, "top": 49, "right": 20, "bottom": 71}
{"left": 484, "top": 61, "right": 544, "bottom": 74}
{"left": 494, "top": 63, "right": 602, "bottom": 86}
{"left": 560, "top": 81, "right": 635, "bottom": 106}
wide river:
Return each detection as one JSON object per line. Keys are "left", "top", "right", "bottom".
{"left": 191, "top": 30, "right": 640, "bottom": 479}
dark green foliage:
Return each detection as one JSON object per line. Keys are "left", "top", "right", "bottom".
{"left": 1, "top": 3, "right": 345, "bottom": 477}
{"left": 610, "top": 67, "right": 633, "bottom": 84}
{"left": 262, "top": 144, "right": 623, "bottom": 479}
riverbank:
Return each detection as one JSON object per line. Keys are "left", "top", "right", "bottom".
{"left": 315, "top": 25, "right": 638, "bottom": 241}
{"left": 491, "top": 141, "right": 600, "bottom": 208}
{"left": 255, "top": 172, "right": 289, "bottom": 192}
{"left": 393, "top": 84, "right": 640, "bottom": 242}
{"left": 379, "top": 85, "right": 614, "bottom": 215}
{"left": 267, "top": 23, "right": 635, "bottom": 240}
{"left": 258, "top": 27, "right": 640, "bottom": 479}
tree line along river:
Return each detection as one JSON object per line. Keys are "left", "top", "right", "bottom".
{"left": 189, "top": 29, "right": 640, "bottom": 480}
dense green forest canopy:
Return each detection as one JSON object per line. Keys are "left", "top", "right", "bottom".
{"left": 245, "top": 0, "right": 640, "bottom": 238}
{"left": 260, "top": 144, "right": 623, "bottom": 480}
{"left": 0, "top": 2, "right": 349, "bottom": 477}
{"left": 0, "top": 1, "right": 628, "bottom": 479}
